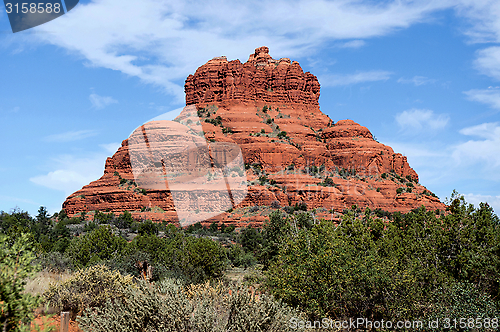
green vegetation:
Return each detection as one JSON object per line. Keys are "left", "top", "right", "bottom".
{"left": 0, "top": 191, "right": 498, "bottom": 330}
{"left": 0, "top": 233, "right": 41, "bottom": 331}
{"left": 265, "top": 195, "right": 500, "bottom": 323}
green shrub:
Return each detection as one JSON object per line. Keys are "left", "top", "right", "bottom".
{"left": 179, "top": 237, "right": 227, "bottom": 283}
{"left": 44, "top": 264, "right": 134, "bottom": 317}
{"left": 396, "top": 187, "right": 404, "bottom": 194}
{"left": 137, "top": 220, "right": 159, "bottom": 236}
{"left": 319, "top": 177, "right": 334, "bottom": 187}
{"left": 0, "top": 233, "right": 41, "bottom": 332}
{"left": 66, "top": 226, "right": 127, "bottom": 268}
{"left": 93, "top": 211, "right": 114, "bottom": 224}
{"left": 114, "top": 211, "right": 134, "bottom": 229}
{"left": 239, "top": 227, "right": 263, "bottom": 254}
{"left": 277, "top": 131, "right": 287, "bottom": 139}
{"left": 228, "top": 244, "right": 257, "bottom": 268}
{"left": 128, "top": 234, "right": 227, "bottom": 284}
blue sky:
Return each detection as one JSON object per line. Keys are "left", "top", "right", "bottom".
{"left": 1, "top": 0, "right": 500, "bottom": 216}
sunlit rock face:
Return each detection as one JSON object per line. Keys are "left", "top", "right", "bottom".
{"left": 63, "top": 47, "right": 445, "bottom": 226}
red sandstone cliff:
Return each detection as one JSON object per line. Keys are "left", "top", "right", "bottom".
{"left": 62, "top": 47, "right": 445, "bottom": 226}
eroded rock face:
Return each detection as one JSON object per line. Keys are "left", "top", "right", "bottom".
{"left": 185, "top": 46, "right": 320, "bottom": 107}
{"left": 63, "top": 47, "right": 445, "bottom": 225}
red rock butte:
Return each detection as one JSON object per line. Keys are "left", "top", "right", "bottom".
{"left": 63, "top": 46, "right": 445, "bottom": 226}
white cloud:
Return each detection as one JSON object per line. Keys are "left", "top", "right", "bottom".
{"left": 395, "top": 109, "right": 449, "bottom": 131}
{"left": 453, "top": 1, "right": 500, "bottom": 79}
{"left": 463, "top": 193, "right": 500, "bottom": 214}
{"left": 89, "top": 93, "right": 118, "bottom": 109}
{"left": 320, "top": 70, "right": 392, "bottom": 87}
{"left": 464, "top": 88, "right": 500, "bottom": 110}
{"left": 44, "top": 130, "right": 97, "bottom": 142}
{"left": 473, "top": 47, "right": 500, "bottom": 81}
{"left": 28, "top": 0, "right": 454, "bottom": 100}
{"left": 338, "top": 40, "right": 366, "bottom": 48}
{"left": 397, "top": 76, "right": 436, "bottom": 86}
{"left": 29, "top": 144, "right": 118, "bottom": 195}
{"left": 454, "top": 0, "right": 500, "bottom": 43}
{"left": 148, "top": 107, "right": 184, "bottom": 122}
{"left": 459, "top": 122, "right": 500, "bottom": 139}
{"left": 99, "top": 142, "right": 121, "bottom": 154}
{"left": 453, "top": 122, "right": 500, "bottom": 169}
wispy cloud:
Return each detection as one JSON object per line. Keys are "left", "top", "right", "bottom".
{"left": 473, "top": 46, "right": 500, "bottom": 80}
{"left": 464, "top": 88, "right": 500, "bottom": 110}
{"left": 459, "top": 121, "right": 500, "bottom": 139}
{"left": 454, "top": 0, "right": 500, "bottom": 44}
{"left": 453, "top": 122, "right": 500, "bottom": 171}
{"left": 30, "top": 151, "right": 109, "bottom": 196}
{"left": 397, "top": 76, "right": 436, "bottom": 86}
{"left": 44, "top": 130, "right": 97, "bottom": 142}
{"left": 454, "top": 0, "right": 500, "bottom": 80}
{"left": 320, "top": 70, "right": 392, "bottom": 87}
{"left": 30, "top": 160, "right": 102, "bottom": 195}
{"left": 89, "top": 93, "right": 118, "bottom": 110}
{"left": 395, "top": 109, "right": 449, "bottom": 132}
{"left": 337, "top": 40, "right": 365, "bottom": 48}
{"left": 29, "top": 0, "right": 453, "bottom": 101}
{"left": 463, "top": 193, "right": 500, "bottom": 214}
{"left": 99, "top": 142, "right": 121, "bottom": 154}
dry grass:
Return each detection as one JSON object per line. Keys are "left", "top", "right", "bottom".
{"left": 24, "top": 270, "right": 74, "bottom": 316}
{"left": 24, "top": 271, "right": 73, "bottom": 297}
{"left": 225, "top": 266, "right": 247, "bottom": 283}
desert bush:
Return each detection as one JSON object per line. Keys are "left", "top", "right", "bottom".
{"left": 421, "top": 281, "right": 499, "bottom": 331}
{"left": 44, "top": 264, "right": 134, "bottom": 317}
{"left": 77, "top": 278, "right": 314, "bottom": 332}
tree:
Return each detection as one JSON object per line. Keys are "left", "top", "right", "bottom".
{"left": 138, "top": 220, "right": 159, "bottom": 236}
{"left": 260, "top": 210, "right": 291, "bottom": 268}
{"left": 239, "top": 226, "right": 263, "bottom": 254}
{"left": 66, "top": 226, "right": 127, "bottom": 268}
